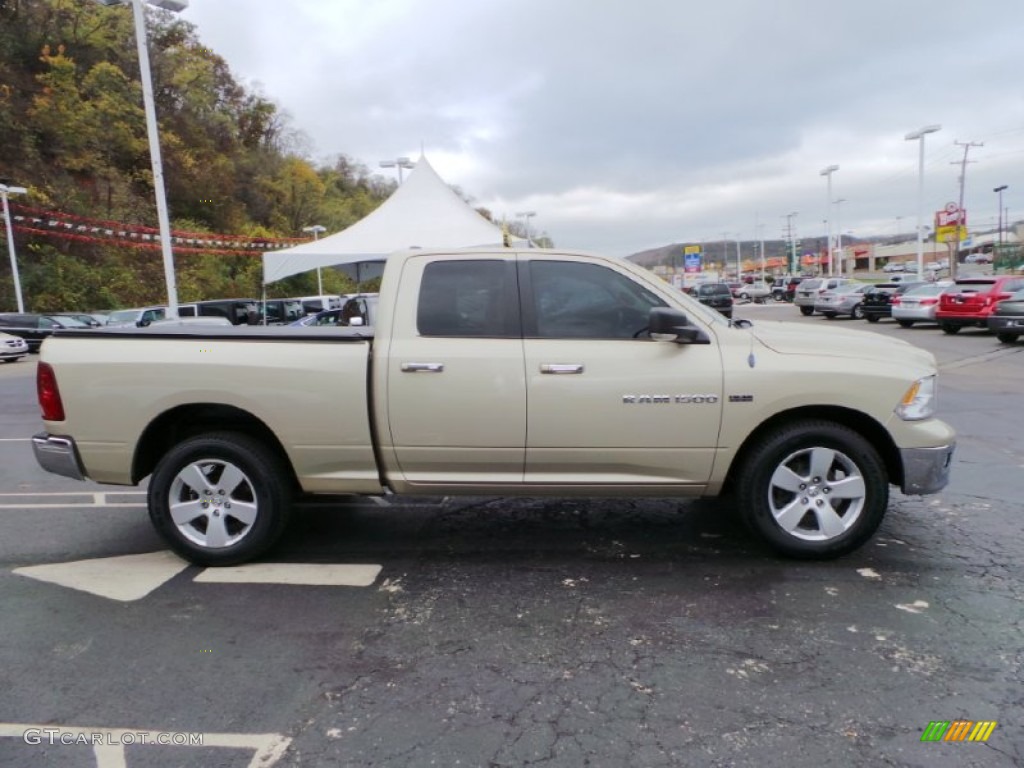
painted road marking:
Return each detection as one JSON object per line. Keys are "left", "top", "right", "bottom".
{"left": 13, "top": 551, "right": 190, "bottom": 602}
{"left": 194, "top": 562, "right": 382, "bottom": 587}
{"left": 14, "top": 552, "right": 383, "bottom": 601}
{"left": 0, "top": 723, "right": 290, "bottom": 767}
{"left": 0, "top": 491, "right": 147, "bottom": 509}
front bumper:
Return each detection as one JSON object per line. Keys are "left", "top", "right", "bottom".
{"left": 900, "top": 442, "right": 955, "bottom": 495}
{"left": 32, "top": 433, "right": 86, "bottom": 481}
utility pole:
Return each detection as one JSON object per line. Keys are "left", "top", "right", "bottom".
{"left": 950, "top": 140, "right": 983, "bottom": 279}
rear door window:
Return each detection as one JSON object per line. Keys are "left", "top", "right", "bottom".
{"left": 417, "top": 260, "right": 519, "bottom": 337}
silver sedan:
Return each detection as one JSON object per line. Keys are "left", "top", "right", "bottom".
{"left": 891, "top": 284, "right": 947, "bottom": 327}
{"left": 814, "top": 283, "right": 869, "bottom": 319}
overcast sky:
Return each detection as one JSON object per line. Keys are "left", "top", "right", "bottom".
{"left": 181, "top": 0, "right": 1024, "bottom": 257}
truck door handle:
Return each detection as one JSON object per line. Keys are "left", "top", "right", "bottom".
{"left": 401, "top": 362, "right": 445, "bottom": 373}
{"left": 540, "top": 364, "right": 584, "bottom": 374}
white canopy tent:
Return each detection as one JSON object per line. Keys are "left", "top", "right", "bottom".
{"left": 262, "top": 155, "right": 517, "bottom": 285}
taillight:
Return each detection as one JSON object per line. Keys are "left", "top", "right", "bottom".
{"left": 921, "top": 298, "right": 938, "bottom": 306}
{"left": 891, "top": 296, "right": 902, "bottom": 306}
{"left": 37, "top": 363, "right": 66, "bottom": 421}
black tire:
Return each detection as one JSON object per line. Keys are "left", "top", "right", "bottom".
{"left": 865, "top": 314, "right": 880, "bottom": 323}
{"left": 896, "top": 320, "right": 914, "bottom": 328}
{"left": 940, "top": 323, "right": 961, "bottom": 335}
{"left": 736, "top": 420, "right": 889, "bottom": 559}
{"left": 800, "top": 306, "right": 814, "bottom": 316}
{"left": 996, "top": 332, "right": 1019, "bottom": 344}
{"left": 851, "top": 304, "right": 864, "bottom": 320}
{"left": 148, "top": 432, "right": 292, "bottom": 566}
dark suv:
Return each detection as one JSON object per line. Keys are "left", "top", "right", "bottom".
{"left": 694, "top": 283, "right": 734, "bottom": 318}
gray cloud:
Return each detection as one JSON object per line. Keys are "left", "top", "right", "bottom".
{"left": 182, "top": 0, "right": 1024, "bottom": 255}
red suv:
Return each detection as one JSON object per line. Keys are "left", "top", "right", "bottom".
{"left": 936, "top": 276, "right": 1024, "bottom": 334}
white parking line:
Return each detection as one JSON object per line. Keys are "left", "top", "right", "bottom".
{"left": 14, "top": 551, "right": 190, "bottom": 602}
{"left": 0, "top": 491, "right": 146, "bottom": 509}
{"left": 194, "top": 562, "right": 382, "bottom": 587}
{"left": 0, "top": 723, "right": 290, "bottom": 767}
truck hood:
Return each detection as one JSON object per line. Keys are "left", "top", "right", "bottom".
{"left": 748, "top": 321, "right": 936, "bottom": 371}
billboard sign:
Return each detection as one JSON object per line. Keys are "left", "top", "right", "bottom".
{"left": 683, "top": 245, "right": 702, "bottom": 273}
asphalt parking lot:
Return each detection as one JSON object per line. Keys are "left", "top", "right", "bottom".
{"left": 1, "top": 309, "right": 1021, "bottom": 767}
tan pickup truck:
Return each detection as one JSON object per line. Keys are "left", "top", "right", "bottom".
{"left": 32, "top": 248, "right": 955, "bottom": 565}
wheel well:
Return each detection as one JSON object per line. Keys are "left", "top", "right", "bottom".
{"left": 132, "top": 404, "right": 298, "bottom": 488}
{"left": 722, "top": 406, "right": 902, "bottom": 493}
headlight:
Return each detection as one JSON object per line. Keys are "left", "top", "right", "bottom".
{"left": 895, "top": 375, "right": 937, "bottom": 421}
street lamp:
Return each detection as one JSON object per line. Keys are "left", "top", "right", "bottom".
{"left": 93, "top": 0, "right": 188, "bottom": 316}
{"left": 0, "top": 182, "right": 27, "bottom": 313}
{"left": 994, "top": 185, "right": 1008, "bottom": 247}
{"left": 379, "top": 157, "right": 415, "bottom": 184}
{"left": 834, "top": 198, "right": 846, "bottom": 276}
{"left": 905, "top": 124, "right": 941, "bottom": 281}
{"left": 302, "top": 224, "right": 327, "bottom": 296}
{"left": 516, "top": 211, "right": 537, "bottom": 247}
{"left": 784, "top": 212, "right": 799, "bottom": 274}
{"left": 819, "top": 165, "right": 839, "bottom": 276}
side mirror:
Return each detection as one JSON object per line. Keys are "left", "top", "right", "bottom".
{"left": 648, "top": 307, "right": 710, "bottom": 344}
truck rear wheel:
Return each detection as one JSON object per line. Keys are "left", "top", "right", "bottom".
{"left": 737, "top": 420, "right": 888, "bottom": 559}
{"left": 148, "top": 432, "right": 291, "bottom": 566}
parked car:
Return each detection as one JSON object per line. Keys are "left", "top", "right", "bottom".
{"left": 260, "top": 299, "right": 305, "bottom": 325}
{"left": 882, "top": 262, "right": 907, "bottom": 273}
{"left": 794, "top": 277, "right": 857, "bottom": 316}
{"left": 178, "top": 298, "right": 260, "bottom": 325}
{"left": 292, "top": 294, "right": 343, "bottom": 314}
{"left": 0, "top": 331, "right": 29, "bottom": 362}
{"left": 814, "top": 283, "right": 870, "bottom": 319}
{"left": 936, "top": 276, "right": 1024, "bottom": 334}
{"left": 985, "top": 288, "right": 1024, "bottom": 344}
{"left": 692, "top": 282, "right": 733, "bottom": 318}
{"left": 771, "top": 276, "right": 807, "bottom": 302}
{"left": 0, "top": 313, "right": 87, "bottom": 352}
{"left": 963, "top": 252, "right": 993, "bottom": 264}
{"left": 860, "top": 281, "right": 927, "bottom": 323}
{"left": 735, "top": 280, "right": 772, "bottom": 303}
{"left": 891, "top": 284, "right": 948, "bottom": 327}
{"left": 50, "top": 312, "right": 104, "bottom": 328}
{"left": 291, "top": 295, "right": 379, "bottom": 328}
{"left": 105, "top": 306, "right": 167, "bottom": 328}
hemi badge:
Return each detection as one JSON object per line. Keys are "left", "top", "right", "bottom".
{"left": 729, "top": 395, "right": 754, "bottom": 403}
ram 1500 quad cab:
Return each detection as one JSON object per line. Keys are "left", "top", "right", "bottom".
{"left": 32, "top": 248, "right": 955, "bottom": 565}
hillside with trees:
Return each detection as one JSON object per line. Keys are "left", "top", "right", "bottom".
{"left": 0, "top": 0, "right": 456, "bottom": 311}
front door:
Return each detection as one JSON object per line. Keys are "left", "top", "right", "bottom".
{"left": 520, "top": 257, "right": 724, "bottom": 486}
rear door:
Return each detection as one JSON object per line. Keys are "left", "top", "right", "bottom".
{"left": 520, "top": 255, "right": 723, "bottom": 486}
{"left": 383, "top": 255, "right": 526, "bottom": 484}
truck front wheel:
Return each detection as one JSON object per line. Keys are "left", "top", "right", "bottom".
{"left": 737, "top": 421, "right": 888, "bottom": 559}
{"left": 148, "top": 432, "right": 292, "bottom": 566}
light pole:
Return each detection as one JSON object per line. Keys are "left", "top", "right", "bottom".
{"left": 994, "top": 185, "right": 1008, "bottom": 247}
{"left": 784, "top": 212, "right": 799, "bottom": 274}
{"left": 905, "top": 124, "right": 941, "bottom": 281}
{"left": 1, "top": 182, "right": 27, "bottom": 313}
{"left": 94, "top": 0, "right": 187, "bottom": 316}
{"left": 819, "top": 165, "right": 839, "bottom": 276}
{"left": 517, "top": 211, "right": 537, "bottom": 247}
{"left": 733, "top": 237, "right": 742, "bottom": 281}
{"left": 379, "top": 157, "right": 415, "bottom": 184}
{"left": 834, "top": 198, "right": 846, "bottom": 276}
{"left": 302, "top": 224, "right": 327, "bottom": 296}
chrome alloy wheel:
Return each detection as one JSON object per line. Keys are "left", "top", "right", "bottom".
{"left": 767, "top": 446, "right": 866, "bottom": 542}
{"left": 168, "top": 459, "right": 258, "bottom": 549}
